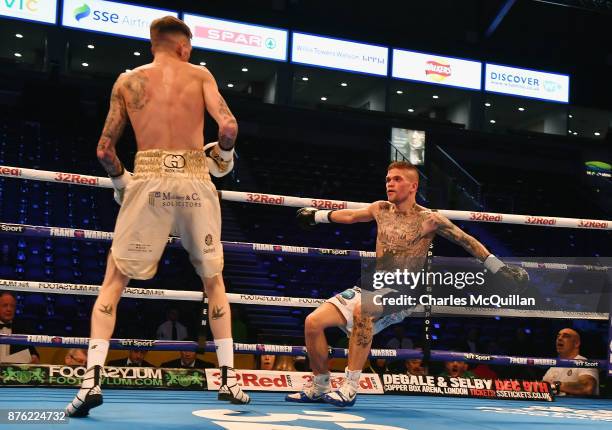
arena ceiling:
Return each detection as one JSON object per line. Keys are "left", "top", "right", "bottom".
{"left": 0, "top": 0, "right": 611, "bottom": 138}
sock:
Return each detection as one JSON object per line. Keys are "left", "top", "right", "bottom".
{"left": 84, "top": 339, "right": 108, "bottom": 388}
{"left": 215, "top": 338, "right": 234, "bottom": 368}
{"left": 314, "top": 373, "right": 330, "bottom": 387}
{"left": 313, "top": 373, "right": 330, "bottom": 394}
{"left": 346, "top": 368, "right": 361, "bottom": 386}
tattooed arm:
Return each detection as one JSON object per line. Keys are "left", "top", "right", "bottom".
{"left": 427, "top": 212, "right": 490, "bottom": 261}
{"left": 202, "top": 68, "right": 237, "bottom": 150}
{"left": 97, "top": 74, "right": 128, "bottom": 176}
{"left": 559, "top": 375, "right": 597, "bottom": 396}
{"left": 327, "top": 201, "right": 379, "bottom": 224}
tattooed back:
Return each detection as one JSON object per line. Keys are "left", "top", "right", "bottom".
{"left": 118, "top": 59, "right": 208, "bottom": 151}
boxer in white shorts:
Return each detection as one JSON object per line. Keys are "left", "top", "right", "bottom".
{"left": 286, "top": 161, "right": 529, "bottom": 407}
{"left": 326, "top": 286, "right": 410, "bottom": 336}
{"left": 111, "top": 149, "right": 223, "bottom": 280}
{"left": 67, "top": 16, "right": 249, "bottom": 418}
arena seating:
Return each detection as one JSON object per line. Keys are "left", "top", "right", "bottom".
{"left": 0, "top": 116, "right": 609, "bottom": 363}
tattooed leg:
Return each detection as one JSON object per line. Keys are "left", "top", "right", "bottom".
{"left": 91, "top": 252, "right": 130, "bottom": 340}
{"left": 347, "top": 304, "right": 374, "bottom": 372}
{"left": 204, "top": 275, "right": 232, "bottom": 339}
{"left": 211, "top": 305, "right": 226, "bottom": 320}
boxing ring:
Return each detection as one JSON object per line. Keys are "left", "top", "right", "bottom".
{"left": 0, "top": 165, "right": 611, "bottom": 429}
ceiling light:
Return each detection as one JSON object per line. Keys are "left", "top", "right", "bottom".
{"left": 568, "top": 114, "right": 573, "bottom": 118}
{"left": 133, "top": 51, "right": 141, "bottom": 56}
{"left": 432, "top": 95, "right": 439, "bottom": 99}
{"left": 518, "top": 107, "right": 525, "bottom": 111}
{"left": 199, "top": 61, "right": 206, "bottom": 66}
{"left": 125, "top": 69, "right": 131, "bottom": 72}
{"left": 484, "top": 102, "right": 491, "bottom": 107}
{"left": 302, "top": 76, "right": 309, "bottom": 81}
{"left": 320, "top": 96, "right": 327, "bottom": 101}
{"left": 594, "top": 132, "right": 601, "bottom": 136}
{"left": 14, "top": 53, "right": 22, "bottom": 58}
{"left": 15, "top": 33, "right": 23, "bottom": 39}
{"left": 87, "top": 44, "right": 95, "bottom": 49}
{"left": 82, "top": 62, "right": 89, "bottom": 67}
{"left": 573, "top": 132, "right": 578, "bottom": 136}
{"left": 568, "top": 130, "right": 572, "bottom": 133}
{"left": 340, "top": 82, "right": 348, "bottom": 87}
{"left": 490, "top": 119, "right": 496, "bottom": 124}
{"left": 408, "top": 108, "right": 415, "bottom": 113}
{"left": 227, "top": 83, "right": 234, "bottom": 88}
{"left": 396, "top": 90, "right": 403, "bottom": 95}
{"left": 241, "top": 67, "right": 248, "bottom": 72}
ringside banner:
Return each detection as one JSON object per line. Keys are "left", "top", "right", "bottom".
{"left": 205, "top": 369, "right": 383, "bottom": 393}
{"left": 383, "top": 374, "right": 553, "bottom": 401}
{"left": 0, "top": 365, "right": 206, "bottom": 390}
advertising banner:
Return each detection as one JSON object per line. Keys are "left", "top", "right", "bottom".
{"left": 392, "top": 49, "right": 481, "bottom": 90}
{"left": 485, "top": 63, "right": 569, "bottom": 103}
{"left": 62, "top": 0, "right": 178, "bottom": 40}
{"left": 291, "top": 32, "right": 388, "bottom": 76}
{"left": 183, "top": 13, "right": 288, "bottom": 61}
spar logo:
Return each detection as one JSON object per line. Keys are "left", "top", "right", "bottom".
{"left": 425, "top": 60, "right": 452, "bottom": 82}
{"left": 73, "top": 3, "right": 90, "bottom": 21}
{"left": 194, "top": 26, "right": 277, "bottom": 49}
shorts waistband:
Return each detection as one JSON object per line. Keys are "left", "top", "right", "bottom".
{"left": 134, "top": 150, "right": 210, "bottom": 180}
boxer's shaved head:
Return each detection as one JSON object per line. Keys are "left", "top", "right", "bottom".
{"left": 387, "top": 161, "right": 419, "bottom": 184}
{"left": 150, "top": 16, "right": 192, "bottom": 43}
{"left": 150, "top": 16, "right": 192, "bottom": 60}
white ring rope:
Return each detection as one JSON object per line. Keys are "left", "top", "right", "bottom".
{"left": 1, "top": 164, "right": 610, "bottom": 230}
{"left": 0, "top": 278, "right": 324, "bottom": 307}
{"left": 0, "top": 278, "right": 607, "bottom": 320}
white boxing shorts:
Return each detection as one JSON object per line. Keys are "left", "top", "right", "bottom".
{"left": 111, "top": 149, "right": 223, "bottom": 280}
{"left": 327, "top": 287, "right": 412, "bottom": 336}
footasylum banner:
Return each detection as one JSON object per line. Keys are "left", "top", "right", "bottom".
{"left": 0, "top": 365, "right": 206, "bottom": 390}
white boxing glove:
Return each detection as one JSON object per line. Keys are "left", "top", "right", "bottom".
{"left": 110, "top": 168, "right": 132, "bottom": 205}
{"left": 204, "top": 141, "right": 234, "bottom": 178}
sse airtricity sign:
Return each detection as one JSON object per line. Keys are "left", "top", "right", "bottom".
{"left": 0, "top": 0, "right": 57, "bottom": 24}
{"left": 485, "top": 63, "right": 569, "bottom": 103}
{"left": 62, "top": 0, "right": 178, "bottom": 40}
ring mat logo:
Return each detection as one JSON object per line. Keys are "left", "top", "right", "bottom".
{"left": 192, "top": 409, "right": 407, "bottom": 429}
